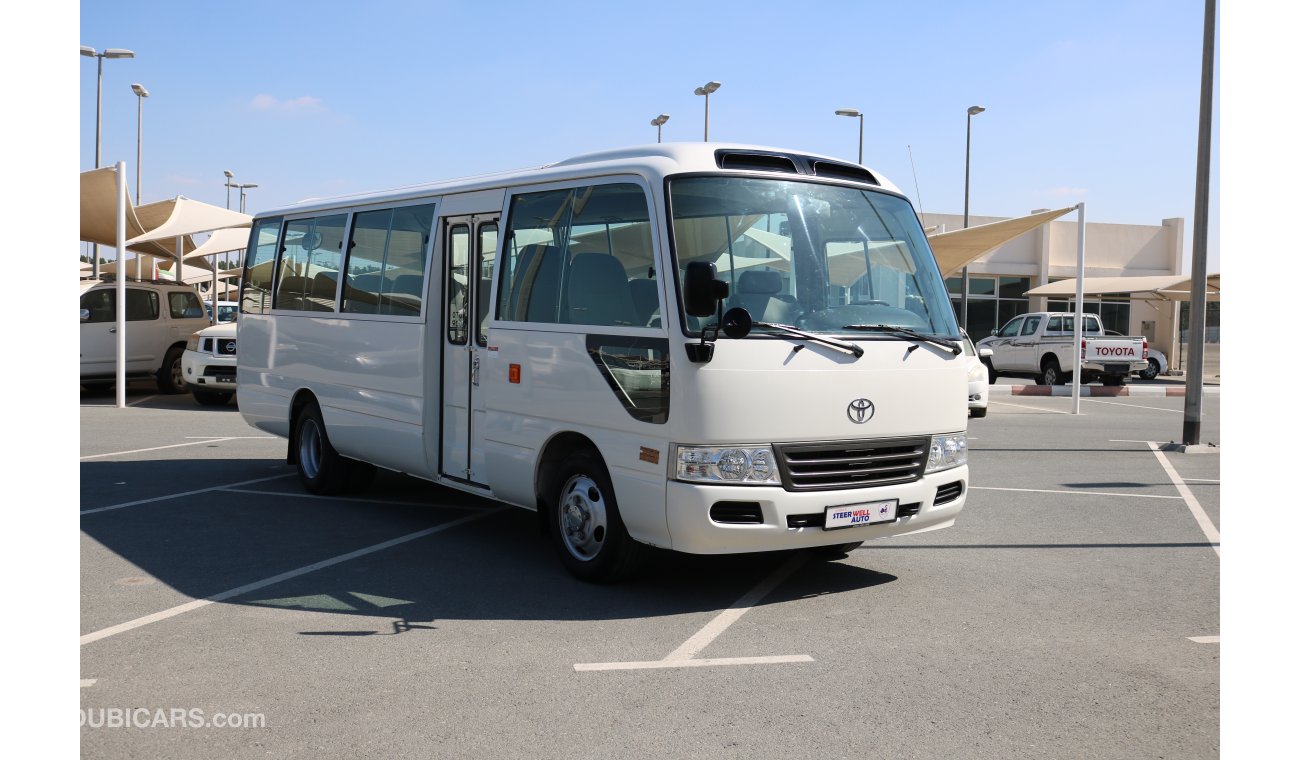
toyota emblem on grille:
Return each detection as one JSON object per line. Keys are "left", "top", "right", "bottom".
{"left": 847, "top": 398, "right": 875, "bottom": 424}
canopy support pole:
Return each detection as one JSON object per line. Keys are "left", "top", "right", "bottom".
{"left": 115, "top": 161, "right": 127, "bottom": 409}
{"left": 1071, "top": 203, "right": 1085, "bottom": 414}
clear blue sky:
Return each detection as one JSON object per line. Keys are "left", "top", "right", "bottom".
{"left": 76, "top": 0, "right": 1217, "bottom": 268}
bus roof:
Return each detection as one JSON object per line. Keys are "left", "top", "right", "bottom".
{"left": 257, "top": 142, "right": 904, "bottom": 218}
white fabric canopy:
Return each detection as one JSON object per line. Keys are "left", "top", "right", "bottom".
{"left": 927, "top": 207, "right": 1076, "bottom": 277}
{"left": 185, "top": 227, "right": 253, "bottom": 261}
{"left": 1025, "top": 274, "right": 1220, "bottom": 301}
{"left": 80, "top": 167, "right": 193, "bottom": 258}
{"left": 127, "top": 196, "right": 251, "bottom": 246}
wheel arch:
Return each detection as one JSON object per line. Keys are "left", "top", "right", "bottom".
{"left": 286, "top": 389, "right": 320, "bottom": 465}
{"left": 534, "top": 431, "right": 603, "bottom": 532}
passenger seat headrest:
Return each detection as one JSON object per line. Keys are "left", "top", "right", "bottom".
{"left": 738, "top": 270, "right": 783, "bottom": 295}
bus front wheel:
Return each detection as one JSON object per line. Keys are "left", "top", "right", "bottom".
{"left": 550, "top": 451, "right": 646, "bottom": 583}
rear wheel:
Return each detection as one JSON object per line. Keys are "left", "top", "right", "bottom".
{"left": 550, "top": 451, "right": 646, "bottom": 583}
{"left": 1139, "top": 358, "right": 1160, "bottom": 380}
{"left": 156, "top": 346, "right": 187, "bottom": 394}
{"left": 192, "top": 388, "right": 232, "bottom": 406}
{"left": 294, "top": 402, "right": 352, "bottom": 495}
{"left": 1038, "top": 357, "right": 1062, "bottom": 386}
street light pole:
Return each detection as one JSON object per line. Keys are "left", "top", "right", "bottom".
{"left": 693, "top": 81, "right": 721, "bottom": 141}
{"left": 236, "top": 183, "right": 258, "bottom": 214}
{"left": 224, "top": 170, "right": 234, "bottom": 210}
{"left": 960, "top": 104, "right": 986, "bottom": 330}
{"left": 834, "top": 109, "right": 864, "bottom": 164}
{"left": 651, "top": 114, "right": 670, "bottom": 143}
{"left": 81, "top": 45, "right": 135, "bottom": 279}
{"left": 131, "top": 83, "right": 149, "bottom": 205}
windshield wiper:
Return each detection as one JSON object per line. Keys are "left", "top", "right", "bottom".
{"left": 841, "top": 324, "right": 962, "bottom": 355}
{"left": 753, "top": 321, "right": 864, "bottom": 358}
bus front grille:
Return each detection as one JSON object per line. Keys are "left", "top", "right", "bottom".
{"left": 775, "top": 438, "right": 928, "bottom": 491}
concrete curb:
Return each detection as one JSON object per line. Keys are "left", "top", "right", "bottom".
{"left": 988, "top": 384, "right": 1219, "bottom": 397}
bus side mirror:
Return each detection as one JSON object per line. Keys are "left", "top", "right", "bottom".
{"left": 683, "top": 262, "right": 728, "bottom": 317}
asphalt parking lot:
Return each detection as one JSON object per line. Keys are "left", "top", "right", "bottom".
{"left": 80, "top": 382, "right": 1220, "bottom": 759}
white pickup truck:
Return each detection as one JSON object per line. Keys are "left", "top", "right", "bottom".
{"left": 976, "top": 312, "right": 1148, "bottom": 386}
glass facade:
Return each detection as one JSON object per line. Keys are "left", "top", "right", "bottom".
{"left": 947, "top": 275, "right": 1031, "bottom": 341}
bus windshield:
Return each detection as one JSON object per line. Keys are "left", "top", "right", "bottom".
{"left": 669, "top": 176, "right": 958, "bottom": 338}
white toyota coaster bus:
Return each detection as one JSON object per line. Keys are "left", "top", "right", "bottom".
{"left": 237, "top": 143, "right": 969, "bottom": 581}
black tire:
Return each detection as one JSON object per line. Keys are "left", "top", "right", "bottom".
{"left": 1038, "top": 357, "right": 1062, "bottom": 386}
{"left": 550, "top": 451, "right": 647, "bottom": 583}
{"left": 983, "top": 360, "right": 998, "bottom": 384}
{"left": 81, "top": 382, "right": 114, "bottom": 395}
{"left": 970, "top": 405, "right": 988, "bottom": 418}
{"left": 156, "top": 346, "right": 187, "bottom": 394}
{"left": 810, "top": 541, "right": 864, "bottom": 558}
{"left": 1139, "top": 358, "right": 1160, "bottom": 380}
{"left": 293, "top": 402, "right": 352, "bottom": 495}
{"left": 192, "top": 388, "right": 232, "bottom": 406}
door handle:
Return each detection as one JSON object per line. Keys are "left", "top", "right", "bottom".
{"left": 471, "top": 352, "right": 480, "bottom": 387}
{"left": 109, "top": 327, "right": 117, "bottom": 333}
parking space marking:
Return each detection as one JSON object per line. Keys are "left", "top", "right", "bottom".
{"left": 575, "top": 555, "right": 812, "bottom": 672}
{"left": 80, "top": 508, "right": 504, "bottom": 647}
{"left": 1084, "top": 398, "right": 1183, "bottom": 414}
{"left": 972, "top": 486, "right": 1183, "bottom": 500}
{"left": 1188, "top": 635, "right": 1220, "bottom": 644}
{"left": 1182, "top": 478, "right": 1220, "bottom": 483}
{"left": 81, "top": 679, "right": 96, "bottom": 688}
{"left": 221, "top": 488, "right": 485, "bottom": 511}
{"left": 80, "top": 474, "right": 294, "bottom": 515}
{"left": 1146, "top": 442, "right": 1221, "bottom": 557}
{"left": 81, "top": 437, "right": 273, "bottom": 460}
{"left": 989, "top": 400, "right": 1076, "bottom": 415}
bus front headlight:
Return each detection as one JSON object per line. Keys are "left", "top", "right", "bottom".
{"left": 925, "top": 433, "right": 967, "bottom": 473}
{"left": 672, "top": 445, "right": 780, "bottom": 485}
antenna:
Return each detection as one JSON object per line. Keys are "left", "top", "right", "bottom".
{"left": 907, "top": 144, "right": 925, "bottom": 218}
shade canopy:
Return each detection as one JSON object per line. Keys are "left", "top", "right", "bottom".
{"left": 927, "top": 206, "right": 1076, "bottom": 277}
{"left": 184, "top": 227, "right": 253, "bottom": 262}
{"left": 127, "top": 196, "right": 251, "bottom": 246}
{"left": 1024, "top": 274, "right": 1220, "bottom": 302}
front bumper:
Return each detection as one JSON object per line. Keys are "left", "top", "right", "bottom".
{"left": 664, "top": 465, "right": 968, "bottom": 554}
{"left": 181, "top": 350, "right": 237, "bottom": 391}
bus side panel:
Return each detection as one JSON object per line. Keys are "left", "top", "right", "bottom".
{"left": 270, "top": 314, "right": 430, "bottom": 477}
{"left": 480, "top": 328, "right": 672, "bottom": 549}
{"left": 236, "top": 314, "right": 292, "bottom": 438}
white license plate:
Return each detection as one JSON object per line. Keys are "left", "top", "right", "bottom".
{"left": 824, "top": 499, "right": 898, "bottom": 530}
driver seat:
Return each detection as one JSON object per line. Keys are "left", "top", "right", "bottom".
{"left": 731, "top": 270, "right": 799, "bottom": 324}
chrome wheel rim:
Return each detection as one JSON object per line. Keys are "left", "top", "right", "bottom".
{"left": 299, "top": 419, "right": 322, "bottom": 479}
{"left": 558, "top": 473, "right": 607, "bottom": 561}
{"left": 170, "top": 358, "right": 184, "bottom": 390}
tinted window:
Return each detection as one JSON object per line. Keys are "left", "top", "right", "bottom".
{"left": 277, "top": 215, "right": 348, "bottom": 312}
{"left": 126, "top": 289, "right": 160, "bottom": 321}
{"left": 447, "top": 224, "right": 470, "bottom": 345}
{"left": 241, "top": 218, "right": 282, "bottom": 315}
{"left": 498, "top": 183, "right": 654, "bottom": 328}
{"left": 1020, "top": 316, "right": 1041, "bottom": 335}
{"left": 167, "top": 290, "right": 204, "bottom": 319}
{"left": 999, "top": 316, "right": 1024, "bottom": 337}
{"left": 81, "top": 289, "right": 115, "bottom": 323}
{"left": 342, "top": 203, "right": 435, "bottom": 316}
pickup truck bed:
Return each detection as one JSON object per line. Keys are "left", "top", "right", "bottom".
{"left": 976, "top": 312, "right": 1148, "bottom": 386}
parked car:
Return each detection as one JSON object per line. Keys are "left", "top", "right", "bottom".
{"left": 80, "top": 279, "right": 211, "bottom": 393}
{"left": 205, "top": 300, "right": 240, "bottom": 324}
{"left": 976, "top": 312, "right": 1148, "bottom": 386}
{"left": 182, "top": 321, "right": 237, "bottom": 406}
{"left": 962, "top": 329, "right": 989, "bottom": 418}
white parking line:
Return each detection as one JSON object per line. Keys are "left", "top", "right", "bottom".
{"left": 1147, "top": 442, "right": 1220, "bottom": 557}
{"left": 81, "top": 679, "right": 96, "bottom": 688}
{"left": 82, "top": 437, "right": 276, "bottom": 460}
{"left": 80, "top": 508, "right": 503, "bottom": 647}
{"left": 1182, "top": 478, "right": 1220, "bottom": 483}
{"left": 221, "top": 488, "right": 484, "bottom": 511}
{"left": 80, "top": 474, "right": 294, "bottom": 515}
{"left": 127, "top": 395, "right": 158, "bottom": 407}
{"left": 575, "top": 555, "right": 812, "bottom": 671}
{"left": 1188, "top": 635, "right": 1220, "bottom": 644}
{"left": 971, "top": 486, "right": 1183, "bottom": 500}
{"left": 989, "top": 400, "right": 1075, "bottom": 415}
{"left": 1084, "top": 398, "right": 1182, "bottom": 414}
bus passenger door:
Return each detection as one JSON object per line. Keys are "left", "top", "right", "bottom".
{"left": 440, "top": 215, "right": 498, "bottom": 485}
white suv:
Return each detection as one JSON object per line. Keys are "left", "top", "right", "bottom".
{"left": 79, "top": 279, "right": 212, "bottom": 394}
{"left": 182, "top": 321, "right": 238, "bottom": 405}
